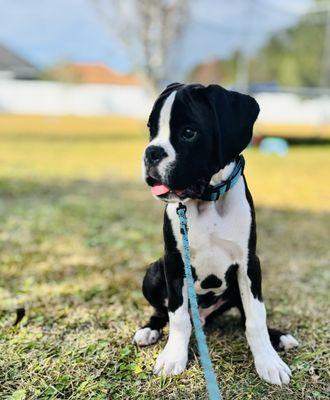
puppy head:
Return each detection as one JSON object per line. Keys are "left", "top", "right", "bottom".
{"left": 143, "top": 83, "right": 259, "bottom": 202}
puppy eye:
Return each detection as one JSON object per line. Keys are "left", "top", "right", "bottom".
{"left": 182, "top": 128, "right": 197, "bottom": 141}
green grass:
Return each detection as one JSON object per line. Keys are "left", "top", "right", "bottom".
{"left": 0, "top": 116, "right": 329, "bottom": 398}
{"left": 0, "top": 179, "right": 329, "bottom": 399}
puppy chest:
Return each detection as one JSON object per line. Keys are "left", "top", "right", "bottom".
{"left": 189, "top": 245, "right": 227, "bottom": 294}
{"left": 167, "top": 199, "right": 250, "bottom": 295}
{"left": 188, "top": 226, "right": 241, "bottom": 295}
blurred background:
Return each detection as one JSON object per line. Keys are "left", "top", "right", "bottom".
{"left": 0, "top": 0, "right": 329, "bottom": 208}
{"left": 0, "top": 1, "right": 329, "bottom": 399}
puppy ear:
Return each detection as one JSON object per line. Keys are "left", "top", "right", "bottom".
{"left": 205, "top": 84, "right": 260, "bottom": 169}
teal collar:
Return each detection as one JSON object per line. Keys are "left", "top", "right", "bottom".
{"left": 201, "top": 155, "right": 245, "bottom": 201}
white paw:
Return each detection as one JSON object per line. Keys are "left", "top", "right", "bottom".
{"left": 132, "top": 327, "right": 161, "bottom": 347}
{"left": 153, "top": 345, "right": 188, "bottom": 375}
{"left": 279, "top": 334, "right": 299, "bottom": 351}
{"left": 255, "top": 350, "right": 292, "bottom": 385}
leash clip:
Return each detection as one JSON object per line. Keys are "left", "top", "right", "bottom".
{"left": 176, "top": 202, "right": 188, "bottom": 234}
{"left": 176, "top": 202, "right": 187, "bottom": 214}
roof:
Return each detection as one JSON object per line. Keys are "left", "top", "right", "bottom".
{"left": 59, "top": 63, "right": 142, "bottom": 85}
{"left": 189, "top": 59, "right": 223, "bottom": 86}
{"left": 0, "top": 43, "right": 38, "bottom": 79}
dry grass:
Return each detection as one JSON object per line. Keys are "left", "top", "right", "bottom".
{"left": 0, "top": 114, "right": 329, "bottom": 211}
{"left": 0, "top": 114, "right": 145, "bottom": 136}
{"left": 0, "top": 115, "right": 329, "bottom": 399}
{"left": 0, "top": 180, "right": 329, "bottom": 400}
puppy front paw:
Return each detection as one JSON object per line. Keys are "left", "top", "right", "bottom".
{"left": 153, "top": 345, "right": 188, "bottom": 375}
{"left": 255, "top": 350, "right": 292, "bottom": 385}
{"left": 132, "top": 327, "right": 161, "bottom": 347}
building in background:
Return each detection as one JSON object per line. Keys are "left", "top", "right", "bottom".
{"left": 46, "top": 63, "right": 142, "bottom": 86}
{"left": 0, "top": 43, "right": 39, "bottom": 80}
{"left": 188, "top": 59, "right": 224, "bottom": 86}
{"left": 0, "top": 46, "right": 151, "bottom": 118}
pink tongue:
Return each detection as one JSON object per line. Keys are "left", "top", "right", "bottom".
{"left": 151, "top": 184, "right": 170, "bottom": 196}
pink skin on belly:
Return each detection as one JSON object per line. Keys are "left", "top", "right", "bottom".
{"left": 198, "top": 298, "right": 227, "bottom": 326}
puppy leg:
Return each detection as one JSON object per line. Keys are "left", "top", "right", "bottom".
{"left": 154, "top": 254, "right": 191, "bottom": 375}
{"left": 239, "top": 315, "right": 299, "bottom": 352}
{"left": 238, "top": 256, "right": 292, "bottom": 385}
{"left": 133, "top": 259, "right": 168, "bottom": 346}
{"left": 239, "top": 311, "right": 299, "bottom": 352}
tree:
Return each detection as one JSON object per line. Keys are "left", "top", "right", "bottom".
{"left": 207, "top": 0, "right": 330, "bottom": 89}
{"left": 249, "top": 18, "right": 325, "bottom": 87}
{"left": 92, "top": 0, "right": 189, "bottom": 91}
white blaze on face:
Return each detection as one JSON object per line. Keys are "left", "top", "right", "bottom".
{"left": 146, "top": 91, "right": 177, "bottom": 181}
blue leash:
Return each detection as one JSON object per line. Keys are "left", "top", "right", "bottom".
{"left": 176, "top": 203, "right": 222, "bottom": 400}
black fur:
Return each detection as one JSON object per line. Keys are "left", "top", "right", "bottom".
{"left": 268, "top": 328, "right": 289, "bottom": 351}
{"left": 203, "top": 84, "right": 260, "bottom": 169}
{"left": 163, "top": 211, "right": 185, "bottom": 313}
{"left": 200, "top": 274, "right": 222, "bottom": 289}
{"left": 142, "top": 259, "right": 168, "bottom": 331}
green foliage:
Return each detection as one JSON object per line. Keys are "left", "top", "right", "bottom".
{"left": 250, "top": 16, "right": 325, "bottom": 87}
{"left": 217, "top": 1, "right": 330, "bottom": 87}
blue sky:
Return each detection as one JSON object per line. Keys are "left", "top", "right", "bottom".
{"left": 0, "top": 0, "right": 311, "bottom": 77}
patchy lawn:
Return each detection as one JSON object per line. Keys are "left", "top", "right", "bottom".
{"left": 0, "top": 115, "right": 329, "bottom": 399}
{"left": 0, "top": 179, "right": 329, "bottom": 399}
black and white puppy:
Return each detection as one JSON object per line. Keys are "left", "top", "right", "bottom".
{"left": 133, "top": 83, "right": 298, "bottom": 385}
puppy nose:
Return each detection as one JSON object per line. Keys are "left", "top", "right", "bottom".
{"left": 145, "top": 145, "right": 167, "bottom": 166}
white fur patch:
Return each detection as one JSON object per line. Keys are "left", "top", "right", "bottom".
{"left": 279, "top": 334, "right": 299, "bottom": 351}
{"left": 154, "top": 280, "right": 191, "bottom": 375}
{"left": 153, "top": 340, "right": 188, "bottom": 375}
{"left": 132, "top": 327, "right": 160, "bottom": 347}
{"left": 148, "top": 91, "right": 177, "bottom": 181}
{"left": 238, "top": 269, "right": 293, "bottom": 385}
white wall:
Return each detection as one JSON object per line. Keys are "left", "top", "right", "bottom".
{"left": 255, "top": 92, "right": 330, "bottom": 126}
{"left": 0, "top": 79, "right": 153, "bottom": 118}
{"left": 0, "top": 80, "right": 329, "bottom": 128}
